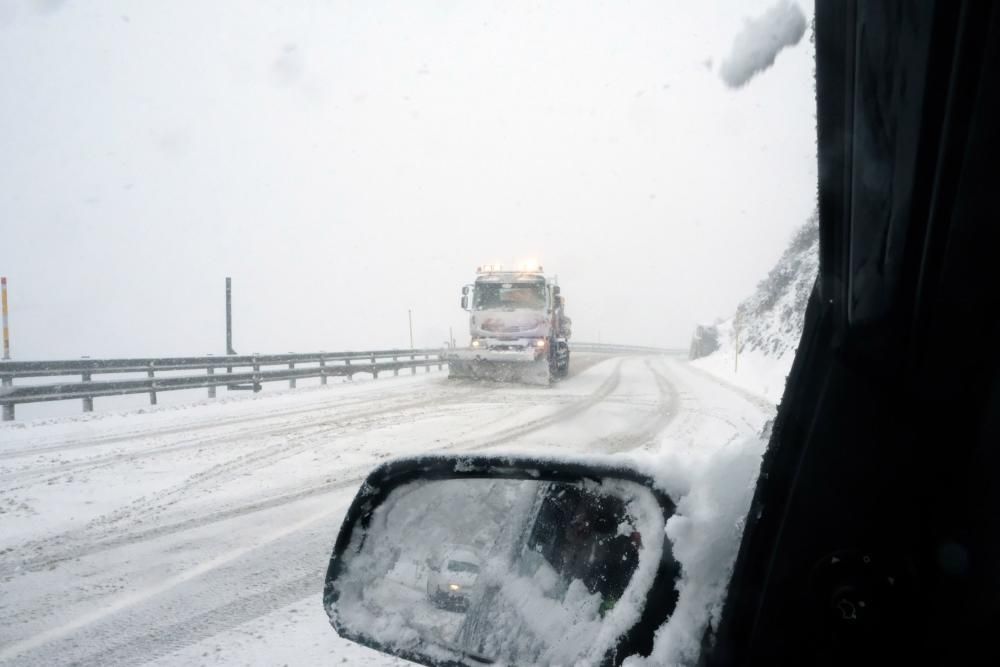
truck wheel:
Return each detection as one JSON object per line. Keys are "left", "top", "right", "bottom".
{"left": 555, "top": 344, "right": 570, "bottom": 378}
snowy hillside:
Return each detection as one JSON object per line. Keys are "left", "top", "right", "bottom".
{"left": 690, "top": 212, "right": 819, "bottom": 404}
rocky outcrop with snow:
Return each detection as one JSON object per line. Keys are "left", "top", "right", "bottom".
{"left": 690, "top": 212, "right": 819, "bottom": 404}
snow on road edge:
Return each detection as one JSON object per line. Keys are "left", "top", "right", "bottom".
{"left": 625, "top": 358, "right": 774, "bottom": 666}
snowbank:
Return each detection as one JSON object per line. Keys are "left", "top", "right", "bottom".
{"left": 691, "top": 213, "right": 819, "bottom": 405}
{"left": 622, "top": 359, "right": 774, "bottom": 666}
{"left": 719, "top": 0, "right": 808, "bottom": 88}
{"left": 626, "top": 432, "right": 768, "bottom": 666}
{"left": 621, "top": 215, "right": 819, "bottom": 663}
{"left": 693, "top": 321, "right": 798, "bottom": 405}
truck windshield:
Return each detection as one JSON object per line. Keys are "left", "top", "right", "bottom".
{"left": 474, "top": 283, "right": 546, "bottom": 310}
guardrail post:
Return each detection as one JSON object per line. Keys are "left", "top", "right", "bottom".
{"left": 147, "top": 363, "right": 157, "bottom": 405}
{"left": 1, "top": 376, "right": 12, "bottom": 421}
{"left": 288, "top": 355, "right": 296, "bottom": 389}
{"left": 320, "top": 355, "right": 327, "bottom": 386}
{"left": 411, "top": 353, "right": 416, "bottom": 375}
{"left": 424, "top": 353, "right": 430, "bottom": 373}
{"left": 438, "top": 354, "right": 444, "bottom": 371}
{"left": 346, "top": 357, "right": 352, "bottom": 381}
{"left": 252, "top": 354, "right": 261, "bottom": 392}
{"left": 207, "top": 364, "right": 216, "bottom": 398}
{"left": 393, "top": 354, "right": 399, "bottom": 376}
{"left": 371, "top": 353, "right": 378, "bottom": 379}
{"left": 82, "top": 371, "right": 93, "bottom": 413}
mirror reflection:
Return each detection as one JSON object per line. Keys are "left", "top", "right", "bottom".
{"left": 330, "top": 477, "right": 665, "bottom": 665}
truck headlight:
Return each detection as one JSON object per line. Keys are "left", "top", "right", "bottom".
{"left": 534, "top": 339, "right": 546, "bottom": 348}
{"left": 472, "top": 339, "right": 480, "bottom": 348}
{"left": 448, "top": 584, "right": 461, "bottom": 591}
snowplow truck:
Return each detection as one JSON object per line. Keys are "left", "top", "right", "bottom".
{"left": 447, "top": 265, "right": 571, "bottom": 385}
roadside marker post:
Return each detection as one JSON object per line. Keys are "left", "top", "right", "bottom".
{"left": 1, "top": 277, "right": 10, "bottom": 420}
{"left": 1, "top": 276, "right": 9, "bottom": 360}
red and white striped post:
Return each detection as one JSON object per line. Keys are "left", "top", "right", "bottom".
{"left": 1, "top": 276, "right": 10, "bottom": 360}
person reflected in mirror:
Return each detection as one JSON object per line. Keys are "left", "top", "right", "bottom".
{"left": 597, "top": 529, "right": 642, "bottom": 616}
{"left": 555, "top": 490, "right": 643, "bottom": 615}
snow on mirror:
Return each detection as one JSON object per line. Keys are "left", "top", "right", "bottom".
{"left": 328, "top": 477, "right": 665, "bottom": 665}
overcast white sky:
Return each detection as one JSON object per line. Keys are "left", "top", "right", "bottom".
{"left": 0, "top": 0, "right": 816, "bottom": 359}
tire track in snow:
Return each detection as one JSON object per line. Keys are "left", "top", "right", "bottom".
{"left": 680, "top": 360, "right": 776, "bottom": 413}
{"left": 0, "top": 501, "right": 342, "bottom": 666}
{"left": 1, "top": 354, "right": 772, "bottom": 664}
{"left": 1, "top": 362, "right": 622, "bottom": 578}
{"left": 593, "top": 356, "right": 680, "bottom": 453}
{"left": 0, "top": 384, "right": 483, "bottom": 486}
{"left": 100, "top": 400, "right": 490, "bottom": 515}
{"left": 449, "top": 360, "right": 623, "bottom": 450}
{"left": 0, "top": 378, "right": 450, "bottom": 462}
{"left": 64, "top": 364, "right": 631, "bottom": 664}
{"left": 8, "top": 357, "right": 623, "bottom": 664}
{"left": 77, "top": 571, "right": 324, "bottom": 666}
{"left": 15, "top": 476, "right": 340, "bottom": 580}
{"left": 0, "top": 395, "right": 491, "bottom": 577}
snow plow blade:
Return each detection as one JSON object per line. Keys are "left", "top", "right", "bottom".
{"left": 446, "top": 349, "right": 551, "bottom": 385}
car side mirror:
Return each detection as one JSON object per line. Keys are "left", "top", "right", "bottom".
{"left": 462, "top": 285, "right": 470, "bottom": 295}
{"left": 461, "top": 295, "right": 469, "bottom": 310}
{"left": 324, "top": 454, "right": 680, "bottom": 666}
{"left": 554, "top": 295, "right": 563, "bottom": 309}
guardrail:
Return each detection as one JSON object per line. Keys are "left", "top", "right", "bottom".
{"left": 571, "top": 343, "right": 686, "bottom": 355}
{"left": 0, "top": 342, "right": 683, "bottom": 421}
{"left": 0, "top": 348, "right": 446, "bottom": 421}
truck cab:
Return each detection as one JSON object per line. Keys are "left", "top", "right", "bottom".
{"left": 449, "top": 264, "right": 570, "bottom": 384}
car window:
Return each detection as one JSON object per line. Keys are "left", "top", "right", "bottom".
{"left": 0, "top": 1, "right": 816, "bottom": 665}
{"left": 447, "top": 561, "right": 480, "bottom": 574}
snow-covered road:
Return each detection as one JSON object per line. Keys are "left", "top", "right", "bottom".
{"left": 0, "top": 353, "right": 774, "bottom": 666}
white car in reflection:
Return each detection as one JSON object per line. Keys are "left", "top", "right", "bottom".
{"left": 426, "top": 547, "right": 481, "bottom": 611}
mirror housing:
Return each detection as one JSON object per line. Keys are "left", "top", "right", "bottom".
{"left": 462, "top": 285, "right": 470, "bottom": 295}
{"left": 460, "top": 295, "right": 469, "bottom": 310}
{"left": 324, "top": 454, "right": 680, "bottom": 666}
